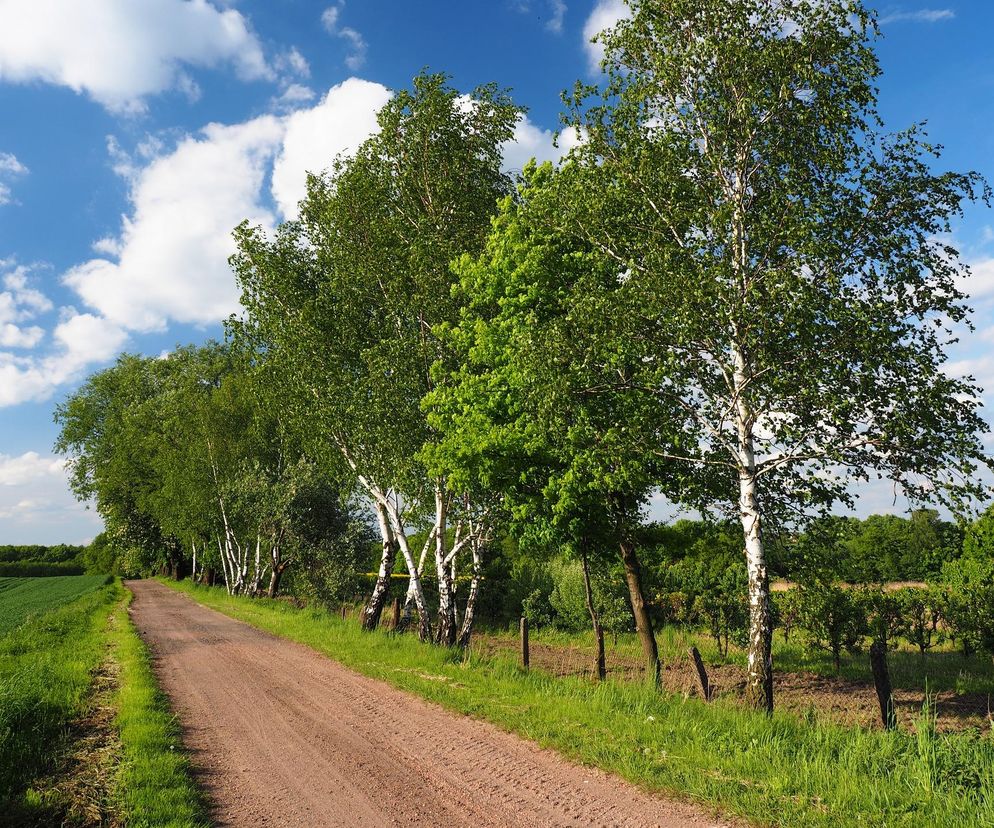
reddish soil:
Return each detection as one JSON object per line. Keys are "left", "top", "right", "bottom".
{"left": 126, "top": 581, "right": 732, "bottom": 828}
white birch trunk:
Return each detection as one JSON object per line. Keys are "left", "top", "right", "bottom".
{"left": 733, "top": 343, "right": 774, "bottom": 713}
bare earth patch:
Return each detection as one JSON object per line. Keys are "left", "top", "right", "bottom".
{"left": 127, "top": 580, "right": 731, "bottom": 828}
{"left": 474, "top": 634, "right": 992, "bottom": 733}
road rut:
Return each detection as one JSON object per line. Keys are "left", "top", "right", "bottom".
{"left": 127, "top": 580, "right": 730, "bottom": 827}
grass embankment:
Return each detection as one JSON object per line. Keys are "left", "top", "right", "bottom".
{"left": 0, "top": 577, "right": 206, "bottom": 826}
{"left": 164, "top": 579, "right": 994, "bottom": 828}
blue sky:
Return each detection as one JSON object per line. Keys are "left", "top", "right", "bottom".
{"left": 0, "top": 0, "right": 992, "bottom": 544}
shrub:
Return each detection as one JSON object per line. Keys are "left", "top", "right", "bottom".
{"left": 796, "top": 580, "right": 868, "bottom": 671}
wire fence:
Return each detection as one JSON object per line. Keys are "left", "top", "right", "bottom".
{"left": 468, "top": 624, "right": 994, "bottom": 735}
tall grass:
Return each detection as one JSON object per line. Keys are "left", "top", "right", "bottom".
{"left": 165, "top": 579, "right": 994, "bottom": 828}
{"left": 0, "top": 579, "right": 121, "bottom": 804}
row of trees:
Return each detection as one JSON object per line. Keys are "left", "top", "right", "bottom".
{"left": 56, "top": 0, "right": 993, "bottom": 713}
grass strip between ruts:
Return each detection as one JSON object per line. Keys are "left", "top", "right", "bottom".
{"left": 160, "top": 578, "right": 994, "bottom": 828}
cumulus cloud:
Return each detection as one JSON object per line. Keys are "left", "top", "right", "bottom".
{"left": 583, "top": 0, "right": 629, "bottom": 72}
{"left": 0, "top": 264, "right": 51, "bottom": 349}
{"left": 43, "top": 78, "right": 576, "bottom": 397}
{"left": 878, "top": 8, "right": 954, "bottom": 25}
{"left": 0, "top": 306, "right": 126, "bottom": 406}
{"left": 64, "top": 116, "right": 285, "bottom": 330}
{"left": 0, "top": 452, "right": 101, "bottom": 543}
{"left": 272, "top": 78, "right": 391, "bottom": 218}
{"left": 0, "top": 0, "right": 271, "bottom": 113}
{"left": 0, "top": 151, "right": 27, "bottom": 205}
{"left": 321, "top": 2, "right": 368, "bottom": 71}
{"left": 502, "top": 120, "right": 582, "bottom": 175}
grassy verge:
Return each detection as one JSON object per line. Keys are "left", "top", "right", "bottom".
{"left": 0, "top": 578, "right": 121, "bottom": 808}
{"left": 111, "top": 590, "right": 209, "bottom": 827}
{"left": 163, "top": 579, "right": 994, "bottom": 828}
{"left": 0, "top": 578, "right": 206, "bottom": 826}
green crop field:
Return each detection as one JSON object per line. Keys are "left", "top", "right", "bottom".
{"left": 0, "top": 575, "right": 109, "bottom": 636}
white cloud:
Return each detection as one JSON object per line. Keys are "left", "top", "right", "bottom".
{"left": 0, "top": 451, "right": 63, "bottom": 486}
{"left": 0, "top": 150, "right": 27, "bottom": 205}
{"left": 321, "top": 2, "right": 367, "bottom": 70}
{"left": 547, "top": 0, "right": 567, "bottom": 33}
{"left": 50, "top": 78, "right": 574, "bottom": 381}
{"left": 959, "top": 257, "right": 994, "bottom": 302}
{"left": 0, "top": 452, "right": 102, "bottom": 543}
{"left": 878, "top": 8, "right": 954, "bottom": 25}
{"left": 0, "top": 307, "right": 127, "bottom": 406}
{"left": 0, "top": 0, "right": 271, "bottom": 113}
{"left": 65, "top": 116, "right": 285, "bottom": 331}
{"left": 502, "top": 119, "right": 582, "bottom": 174}
{"left": 272, "top": 78, "right": 391, "bottom": 219}
{"left": 275, "top": 47, "right": 310, "bottom": 79}
{"left": 583, "top": 0, "right": 629, "bottom": 72}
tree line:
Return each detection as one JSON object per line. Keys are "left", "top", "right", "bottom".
{"left": 54, "top": 0, "right": 993, "bottom": 714}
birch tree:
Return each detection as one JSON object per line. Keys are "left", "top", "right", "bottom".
{"left": 231, "top": 71, "right": 520, "bottom": 643}
{"left": 562, "top": 0, "right": 992, "bottom": 710}
{"left": 425, "top": 164, "right": 698, "bottom": 682}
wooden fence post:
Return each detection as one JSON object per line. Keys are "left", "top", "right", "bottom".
{"left": 689, "top": 646, "right": 712, "bottom": 702}
{"left": 392, "top": 597, "right": 402, "bottom": 630}
{"left": 520, "top": 616, "right": 529, "bottom": 670}
{"left": 870, "top": 641, "right": 897, "bottom": 730}
{"left": 341, "top": 605, "right": 347, "bottom": 621}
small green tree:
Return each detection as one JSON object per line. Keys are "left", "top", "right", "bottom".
{"left": 896, "top": 587, "right": 944, "bottom": 659}
{"left": 797, "top": 581, "right": 868, "bottom": 671}
{"left": 862, "top": 588, "right": 903, "bottom": 649}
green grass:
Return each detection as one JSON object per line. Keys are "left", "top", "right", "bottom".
{"left": 485, "top": 621, "right": 994, "bottom": 696}
{"left": 0, "top": 578, "right": 121, "bottom": 804}
{"left": 163, "top": 579, "right": 994, "bottom": 828}
{"left": 0, "top": 575, "right": 110, "bottom": 635}
{"left": 111, "top": 590, "right": 209, "bottom": 827}
{"left": 0, "top": 577, "right": 206, "bottom": 826}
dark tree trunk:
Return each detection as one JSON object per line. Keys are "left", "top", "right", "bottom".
{"left": 363, "top": 504, "right": 398, "bottom": 631}
{"left": 579, "top": 543, "right": 606, "bottom": 681}
{"left": 619, "top": 536, "right": 660, "bottom": 686}
{"left": 267, "top": 563, "right": 287, "bottom": 599}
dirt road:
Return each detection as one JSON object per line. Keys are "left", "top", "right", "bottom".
{"left": 127, "top": 580, "right": 731, "bottom": 827}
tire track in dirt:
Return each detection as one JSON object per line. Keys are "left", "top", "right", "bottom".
{"left": 127, "top": 580, "right": 731, "bottom": 827}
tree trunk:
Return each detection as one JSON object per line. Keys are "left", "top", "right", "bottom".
{"left": 267, "top": 564, "right": 286, "bottom": 599}
{"left": 456, "top": 537, "right": 484, "bottom": 650}
{"left": 363, "top": 502, "right": 398, "bottom": 630}
{"left": 383, "top": 502, "right": 432, "bottom": 642}
{"left": 580, "top": 543, "right": 606, "bottom": 681}
{"left": 739, "top": 468, "right": 774, "bottom": 713}
{"left": 434, "top": 488, "right": 458, "bottom": 647}
{"left": 398, "top": 532, "right": 433, "bottom": 633}
{"left": 618, "top": 534, "right": 660, "bottom": 686}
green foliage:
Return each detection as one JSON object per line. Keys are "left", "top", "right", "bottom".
{"left": 941, "top": 555, "right": 994, "bottom": 657}
{"left": 0, "top": 579, "right": 121, "bottom": 805}
{"left": 862, "top": 588, "right": 903, "bottom": 648}
{"left": 546, "top": 556, "right": 632, "bottom": 635}
{"left": 796, "top": 581, "right": 868, "bottom": 671}
{"left": 896, "top": 586, "right": 945, "bottom": 658}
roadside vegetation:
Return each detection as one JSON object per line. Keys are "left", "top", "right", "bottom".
{"left": 166, "top": 578, "right": 994, "bottom": 828}
{"left": 0, "top": 577, "right": 205, "bottom": 825}
{"left": 45, "top": 0, "right": 994, "bottom": 824}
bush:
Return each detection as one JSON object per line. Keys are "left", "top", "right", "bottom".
{"left": 939, "top": 558, "right": 994, "bottom": 656}
{"left": 895, "top": 586, "right": 945, "bottom": 658}
{"left": 796, "top": 580, "right": 868, "bottom": 671}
